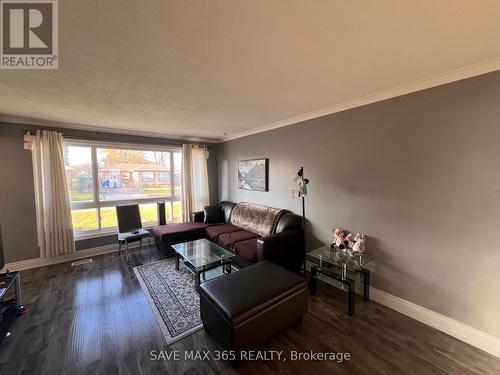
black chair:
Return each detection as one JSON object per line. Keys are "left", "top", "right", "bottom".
{"left": 116, "top": 204, "right": 151, "bottom": 260}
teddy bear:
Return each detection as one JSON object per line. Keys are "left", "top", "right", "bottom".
{"left": 352, "top": 233, "right": 366, "bottom": 253}
{"left": 345, "top": 233, "right": 356, "bottom": 249}
{"left": 333, "top": 227, "right": 346, "bottom": 247}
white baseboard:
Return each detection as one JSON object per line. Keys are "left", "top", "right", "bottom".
{"left": 370, "top": 287, "right": 500, "bottom": 358}
{"left": 0, "top": 242, "right": 142, "bottom": 272}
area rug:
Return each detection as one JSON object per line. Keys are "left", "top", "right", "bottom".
{"left": 134, "top": 258, "right": 204, "bottom": 345}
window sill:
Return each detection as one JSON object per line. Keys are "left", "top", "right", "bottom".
{"left": 75, "top": 223, "right": 156, "bottom": 241}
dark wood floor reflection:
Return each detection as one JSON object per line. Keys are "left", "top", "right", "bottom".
{"left": 0, "top": 248, "right": 498, "bottom": 375}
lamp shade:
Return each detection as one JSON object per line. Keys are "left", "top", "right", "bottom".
{"left": 299, "top": 180, "right": 308, "bottom": 196}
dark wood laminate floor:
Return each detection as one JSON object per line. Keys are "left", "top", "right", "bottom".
{"left": 0, "top": 248, "right": 498, "bottom": 375}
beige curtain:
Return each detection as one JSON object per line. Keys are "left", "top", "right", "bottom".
{"left": 31, "top": 130, "right": 75, "bottom": 257}
{"left": 182, "top": 144, "right": 209, "bottom": 222}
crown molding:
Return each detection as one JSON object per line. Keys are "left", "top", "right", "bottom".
{"left": 0, "top": 114, "right": 222, "bottom": 144}
{"left": 222, "top": 57, "right": 500, "bottom": 142}
{"left": 3, "top": 57, "right": 500, "bottom": 144}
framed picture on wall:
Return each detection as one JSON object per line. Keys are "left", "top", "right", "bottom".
{"left": 237, "top": 158, "right": 269, "bottom": 191}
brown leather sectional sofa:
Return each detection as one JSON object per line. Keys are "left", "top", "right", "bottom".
{"left": 154, "top": 201, "right": 308, "bottom": 365}
{"left": 153, "top": 201, "right": 304, "bottom": 271}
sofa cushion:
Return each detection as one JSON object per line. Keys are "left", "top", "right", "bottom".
{"left": 218, "top": 230, "right": 259, "bottom": 248}
{"left": 204, "top": 206, "right": 223, "bottom": 223}
{"left": 153, "top": 222, "right": 214, "bottom": 244}
{"left": 206, "top": 224, "right": 240, "bottom": 241}
{"left": 220, "top": 201, "right": 236, "bottom": 223}
{"left": 234, "top": 238, "right": 260, "bottom": 262}
{"left": 230, "top": 202, "right": 286, "bottom": 237}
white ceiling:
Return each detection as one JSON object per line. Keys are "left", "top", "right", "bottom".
{"left": 1, "top": 1, "right": 500, "bottom": 142}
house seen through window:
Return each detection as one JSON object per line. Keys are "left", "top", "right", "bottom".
{"left": 63, "top": 143, "right": 182, "bottom": 237}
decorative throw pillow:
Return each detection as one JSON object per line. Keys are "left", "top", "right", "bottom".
{"left": 204, "top": 206, "right": 223, "bottom": 223}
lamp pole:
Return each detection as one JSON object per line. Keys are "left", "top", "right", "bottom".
{"left": 298, "top": 167, "right": 305, "bottom": 227}
{"left": 298, "top": 166, "right": 307, "bottom": 276}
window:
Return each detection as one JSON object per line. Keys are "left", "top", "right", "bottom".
{"left": 64, "top": 146, "right": 93, "bottom": 202}
{"left": 142, "top": 171, "right": 154, "bottom": 182}
{"left": 159, "top": 171, "right": 168, "bottom": 182}
{"left": 64, "top": 142, "right": 182, "bottom": 238}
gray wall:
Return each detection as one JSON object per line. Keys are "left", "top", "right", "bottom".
{"left": 219, "top": 71, "right": 500, "bottom": 337}
{"left": 0, "top": 123, "right": 219, "bottom": 262}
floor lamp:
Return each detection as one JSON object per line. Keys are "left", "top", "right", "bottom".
{"left": 292, "top": 166, "right": 309, "bottom": 275}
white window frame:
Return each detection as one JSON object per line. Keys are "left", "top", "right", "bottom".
{"left": 64, "top": 140, "right": 182, "bottom": 239}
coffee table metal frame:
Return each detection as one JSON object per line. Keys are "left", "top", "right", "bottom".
{"left": 172, "top": 239, "right": 235, "bottom": 289}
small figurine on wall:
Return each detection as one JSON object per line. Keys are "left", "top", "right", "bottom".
{"left": 333, "top": 228, "right": 346, "bottom": 247}
{"left": 352, "top": 233, "right": 366, "bottom": 253}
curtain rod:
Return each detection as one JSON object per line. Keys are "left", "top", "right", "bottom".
{"left": 22, "top": 129, "right": 82, "bottom": 140}
{"left": 22, "top": 129, "right": 207, "bottom": 147}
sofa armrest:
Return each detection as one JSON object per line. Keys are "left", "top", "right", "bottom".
{"left": 192, "top": 210, "right": 205, "bottom": 222}
{"left": 256, "top": 230, "right": 304, "bottom": 271}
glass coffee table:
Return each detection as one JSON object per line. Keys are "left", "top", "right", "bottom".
{"left": 171, "top": 239, "right": 235, "bottom": 289}
{"left": 307, "top": 245, "right": 374, "bottom": 316}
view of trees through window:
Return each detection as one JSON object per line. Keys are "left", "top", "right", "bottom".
{"left": 64, "top": 143, "right": 182, "bottom": 235}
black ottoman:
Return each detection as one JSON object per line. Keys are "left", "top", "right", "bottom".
{"left": 199, "top": 261, "right": 308, "bottom": 354}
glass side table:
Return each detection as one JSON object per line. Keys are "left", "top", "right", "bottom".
{"left": 307, "top": 245, "right": 375, "bottom": 316}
